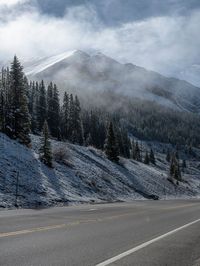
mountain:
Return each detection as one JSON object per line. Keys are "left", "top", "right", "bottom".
{"left": 25, "top": 50, "right": 200, "bottom": 113}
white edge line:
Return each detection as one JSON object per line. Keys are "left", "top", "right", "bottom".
{"left": 96, "top": 218, "right": 200, "bottom": 266}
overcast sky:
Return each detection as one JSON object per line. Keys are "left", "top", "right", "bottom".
{"left": 0, "top": 0, "right": 200, "bottom": 86}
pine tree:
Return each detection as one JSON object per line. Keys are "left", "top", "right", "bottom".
{"left": 149, "top": 148, "right": 156, "bottom": 164}
{"left": 182, "top": 159, "right": 187, "bottom": 172}
{"left": 175, "top": 150, "right": 179, "bottom": 160}
{"left": 135, "top": 141, "right": 141, "bottom": 161}
{"left": 170, "top": 155, "right": 175, "bottom": 177}
{"left": 144, "top": 151, "right": 150, "bottom": 164}
{"left": 174, "top": 162, "right": 182, "bottom": 181}
{"left": 169, "top": 154, "right": 182, "bottom": 181}
{"left": 9, "top": 56, "right": 31, "bottom": 146}
{"left": 0, "top": 68, "right": 11, "bottom": 135}
{"left": 104, "top": 122, "right": 119, "bottom": 162}
{"left": 47, "top": 82, "right": 54, "bottom": 135}
{"left": 140, "top": 142, "right": 143, "bottom": 161}
{"left": 182, "top": 159, "right": 186, "bottom": 168}
{"left": 188, "top": 144, "right": 193, "bottom": 155}
{"left": 166, "top": 149, "right": 171, "bottom": 162}
{"left": 39, "top": 120, "right": 52, "bottom": 167}
{"left": 47, "top": 83, "right": 60, "bottom": 138}
{"left": 62, "top": 92, "right": 69, "bottom": 139}
{"left": 89, "top": 111, "right": 101, "bottom": 148}
{"left": 68, "top": 94, "right": 74, "bottom": 141}
{"left": 73, "top": 95, "right": 83, "bottom": 145}
{"left": 132, "top": 140, "right": 136, "bottom": 159}
{"left": 116, "top": 128, "right": 125, "bottom": 157}
{"left": 53, "top": 84, "right": 60, "bottom": 139}
{"left": 121, "top": 130, "right": 131, "bottom": 158}
{"left": 0, "top": 68, "right": 6, "bottom": 132}
{"left": 28, "top": 81, "right": 39, "bottom": 133}
{"left": 85, "top": 133, "right": 92, "bottom": 146}
{"left": 37, "top": 80, "right": 47, "bottom": 132}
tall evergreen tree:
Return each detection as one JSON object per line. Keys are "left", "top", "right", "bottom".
{"left": 166, "top": 149, "right": 171, "bottom": 162}
{"left": 47, "top": 83, "right": 60, "bottom": 138}
{"left": 62, "top": 92, "right": 69, "bottom": 139}
{"left": 116, "top": 128, "right": 125, "bottom": 157}
{"left": 121, "top": 130, "right": 131, "bottom": 158}
{"left": 47, "top": 82, "right": 53, "bottom": 135}
{"left": 73, "top": 95, "right": 83, "bottom": 144}
{"left": 170, "top": 156, "right": 175, "bottom": 177}
{"left": 174, "top": 162, "right": 182, "bottom": 181}
{"left": 182, "top": 159, "right": 187, "bottom": 169}
{"left": 37, "top": 80, "right": 47, "bottom": 132}
{"left": 132, "top": 140, "right": 136, "bottom": 160}
{"left": 149, "top": 148, "right": 156, "bottom": 164}
{"left": 39, "top": 120, "right": 52, "bottom": 167}
{"left": 53, "top": 84, "right": 60, "bottom": 139}
{"left": 0, "top": 68, "right": 6, "bottom": 132}
{"left": 169, "top": 154, "right": 182, "bottom": 181}
{"left": 0, "top": 68, "right": 11, "bottom": 135}
{"left": 88, "top": 110, "right": 105, "bottom": 149}
{"left": 28, "top": 81, "right": 38, "bottom": 133}
{"left": 85, "top": 133, "right": 92, "bottom": 146}
{"left": 68, "top": 94, "right": 74, "bottom": 141}
{"left": 104, "top": 122, "right": 119, "bottom": 162}
{"left": 144, "top": 151, "right": 150, "bottom": 164}
{"left": 9, "top": 56, "right": 31, "bottom": 146}
{"left": 135, "top": 141, "right": 141, "bottom": 161}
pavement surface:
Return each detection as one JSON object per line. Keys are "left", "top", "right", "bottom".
{"left": 0, "top": 200, "right": 200, "bottom": 266}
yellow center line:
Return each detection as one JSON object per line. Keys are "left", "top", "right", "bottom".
{"left": 0, "top": 203, "right": 199, "bottom": 239}
{"left": 0, "top": 224, "right": 66, "bottom": 238}
{"left": 0, "top": 212, "right": 141, "bottom": 239}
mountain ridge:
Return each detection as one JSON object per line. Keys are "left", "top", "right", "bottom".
{"left": 25, "top": 50, "right": 200, "bottom": 113}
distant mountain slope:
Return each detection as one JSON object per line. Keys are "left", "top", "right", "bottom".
{"left": 25, "top": 50, "right": 200, "bottom": 113}
{"left": 0, "top": 133, "right": 200, "bottom": 208}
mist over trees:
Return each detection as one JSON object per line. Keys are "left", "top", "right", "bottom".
{"left": 80, "top": 90, "right": 200, "bottom": 147}
{"left": 0, "top": 56, "right": 199, "bottom": 173}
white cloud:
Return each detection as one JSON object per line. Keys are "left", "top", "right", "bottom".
{"left": 0, "top": 0, "right": 27, "bottom": 6}
{"left": 0, "top": 4, "right": 200, "bottom": 85}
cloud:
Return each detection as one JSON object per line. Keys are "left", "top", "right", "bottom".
{"left": 34, "top": 0, "right": 200, "bottom": 25}
{"left": 0, "top": 2, "right": 200, "bottom": 85}
{"left": 0, "top": 0, "right": 27, "bottom": 7}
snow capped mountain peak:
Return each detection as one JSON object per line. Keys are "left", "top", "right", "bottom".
{"left": 25, "top": 50, "right": 79, "bottom": 76}
{"left": 24, "top": 50, "right": 200, "bottom": 113}
{"left": 25, "top": 50, "right": 119, "bottom": 77}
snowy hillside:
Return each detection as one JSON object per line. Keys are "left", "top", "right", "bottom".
{"left": 25, "top": 50, "right": 200, "bottom": 113}
{"left": 1, "top": 133, "right": 200, "bottom": 209}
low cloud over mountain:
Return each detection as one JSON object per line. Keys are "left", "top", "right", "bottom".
{"left": 0, "top": 0, "right": 200, "bottom": 86}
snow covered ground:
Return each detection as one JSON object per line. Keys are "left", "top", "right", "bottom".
{"left": 0, "top": 133, "right": 200, "bottom": 209}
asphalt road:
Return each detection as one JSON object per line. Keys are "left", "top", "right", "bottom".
{"left": 0, "top": 200, "right": 200, "bottom": 266}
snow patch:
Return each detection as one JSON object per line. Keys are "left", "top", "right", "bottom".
{"left": 25, "top": 50, "right": 77, "bottom": 76}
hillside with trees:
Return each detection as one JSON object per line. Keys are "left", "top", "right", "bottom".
{"left": 0, "top": 56, "right": 200, "bottom": 208}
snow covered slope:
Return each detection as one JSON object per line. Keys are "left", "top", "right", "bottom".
{"left": 25, "top": 50, "right": 200, "bottom": 113}
{"left": 1, "top": 133, "right": 200, "bottom": 209}
{"left": 25, "top": 50, "right": 77, "bottom": 76}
